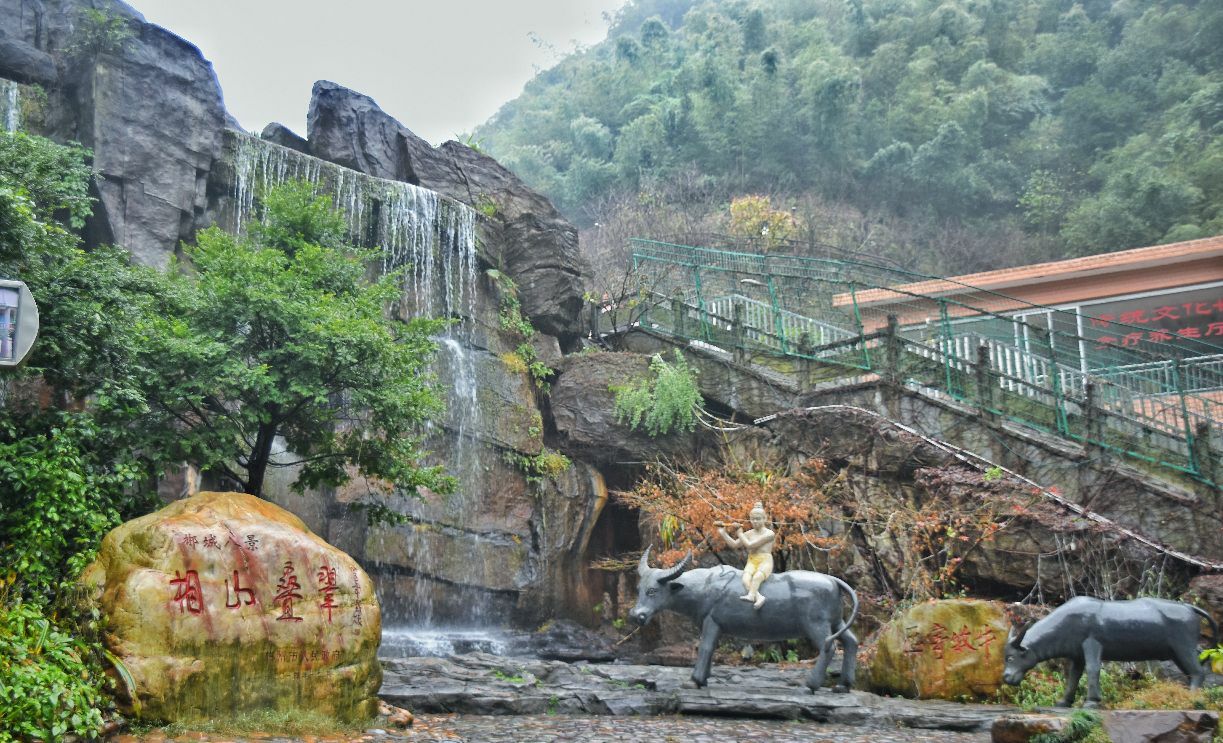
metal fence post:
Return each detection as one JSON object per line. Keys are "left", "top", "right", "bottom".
{"left": 1194, "top": 421, "right": 1215, "bottom": 486}
{"left": 1173, "top": 359, "right": 1198, "bottom": 475}
{"left": 976, "top": 344, "right": 998, "bottom": 426}
{"left": 1042, "top": 325, "right": 1069, "bottom": 435}
{"left": 732, "top": 300, "right": 746, "bottom": 363}
{"left": 798, "top": 332, "right": 814, "bottom": 389}
{"left": 850, "top": 282, "right": 870, "bottom": 370}
{"left": 1084, "top": 382, "right": 1104, "bottom": 451}
{"left": 939, "top": 300, "right": 956, "bottom": 399}
{"left": 694, "top": 265, "right": 710, "bottom": 342}
{"left": 884, "top": 314, "right": 901, "bottom": 387}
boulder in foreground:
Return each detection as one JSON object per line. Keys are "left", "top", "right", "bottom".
{"left": 81, "top": 491, "right": 381, "bottom": 721}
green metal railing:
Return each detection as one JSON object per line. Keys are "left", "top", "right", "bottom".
{"left": 625, "top": 239, "right": 1222, "bottom": 487}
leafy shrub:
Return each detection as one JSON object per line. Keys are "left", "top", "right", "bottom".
{"left": 727, "top": 195, "right": 803, "bottom": 249}
{"left": 504, "top": 448, "right": 572, "bottom": 485}
{"left": 612, "top": 351, "right": 701, "bottom": 437}
{"left": 499, "top": 350, "right": 529, "bottom": 374}
{"left": 0, "top": 414, "right": 133, "bottom": 602}
{"left": 0, "top": 600, "right": 107, "bottom": 740}
{"left": 1031, "top": 710, "right": 1103, "bottom": 743}
{"left": 67, "top": 8, "right": 135, "bottom": 59}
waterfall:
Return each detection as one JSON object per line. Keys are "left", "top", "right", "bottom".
{"left": 2, "top": 81, "right": 19, "bottom": 133}
{"left": 230, "top": 131, "right": 489, "bottom": 631}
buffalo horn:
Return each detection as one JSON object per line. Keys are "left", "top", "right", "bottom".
{"left": 657, "top": 551, "right": 692, "bottom": 584}
{"left": 1010, "top": 621, "right": 1032, "bottom": 649}
{"left": 638, "top": 546, "right": 653, "bottom": 576}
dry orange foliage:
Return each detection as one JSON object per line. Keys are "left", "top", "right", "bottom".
{"left": 614, "top": 458, "right": 849, "bottom": 572}
{"left": 614, "top": 457, "right": 1020, "bottom": 601}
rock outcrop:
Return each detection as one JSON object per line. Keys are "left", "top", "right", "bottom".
{"left": 1102, "top": 710, "right": 1218, "bottom": 743}
{"left": 1, "top": 0, "right": 603, "bottom": 627}
{"left": 306, "top": 80, "right": 583, "bottom": 342}
{"left": 1, "top": 0, "right": 226, "bottom": 268}
{"left": 862, "top": 600, "right": 1010, "bottom": 701}
{"left": 72, "top": 22, "right": 226, "bottom": 267}
{"left": 550, "top": 352, "right": 711, "bottom": 465}
{"left": 80, "top": 491, "right": 382, "bottom": 721}
{"left": 379, "top": 652, "right": 1020, "bottom": 730}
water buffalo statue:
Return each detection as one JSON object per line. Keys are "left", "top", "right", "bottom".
{"left": 630, "top": 547, "right": 859, "bottom": 691}
{"left": 1002, "top": 596, "right": 1218, "bottom": 708}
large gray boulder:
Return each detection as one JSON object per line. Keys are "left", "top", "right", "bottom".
{"left": 306, "top": 80, "right": 583, "bottom": 342}
{"left": 73, "top": 22, "right": 225, "bottom": 267}
{"left": 550, "top": 352, "right": 710, "bottom": 465}
{"left": 0, "top": 0, "right": 226, "bottom": 268}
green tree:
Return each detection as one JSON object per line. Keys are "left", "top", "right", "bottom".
{"left": 139, "top": 181, "right": 452, "bottom": 501}
{"left": 0, "top": 132, "right": 160, "bottom": 601}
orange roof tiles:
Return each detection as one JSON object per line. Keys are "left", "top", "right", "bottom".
{"left": 851, "top": 235, "right": 1223, "bottom": 307}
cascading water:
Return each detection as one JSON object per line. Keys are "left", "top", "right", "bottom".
{"left": 230, "top": 132, "right": 499, "bottom": 652}
{"left": 2, "top": 80, "right": 20, "bottom": 133}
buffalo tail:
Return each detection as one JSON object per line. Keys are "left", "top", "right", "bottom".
{"left": 1191, "top": 604, "right": 1219, "bottom": 660}
{"left": 823, "top": 576, "right": 859, "bottom": 653}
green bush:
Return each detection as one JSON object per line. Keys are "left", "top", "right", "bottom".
{"left": 613, "top": 351, "right": 701, "bottom": 437}
{"left": 1031, "top": 710, "right": 1103, "bottom": 743}
{"left": 66, "top": 8, "right": 135, "bottom": 59}
{"left": 0, "top": 601, "right": 107, "bottom": 741}
{"left": 0, "top": 414, "right": 133, "bottom": 603}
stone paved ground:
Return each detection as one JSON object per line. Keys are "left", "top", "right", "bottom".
{"left": 112, "top": 715, "right": 991, "bottom": 743}
{"left": 402, "top": 713, "right": 993, "bottom": 742}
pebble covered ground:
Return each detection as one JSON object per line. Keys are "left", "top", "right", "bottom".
{"left": 403, "top": 713, "right": 994, "bottom": 742}
{"left": 112, "top": 714, "right": 992, "bottom": 743}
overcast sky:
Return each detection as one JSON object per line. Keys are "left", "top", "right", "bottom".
{"left": 126, "top": 0, "right": 629, "bottom": 145}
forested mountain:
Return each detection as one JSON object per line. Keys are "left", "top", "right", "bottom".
{"left": 473, "top": 0, "right": 1223, "bottom": 274}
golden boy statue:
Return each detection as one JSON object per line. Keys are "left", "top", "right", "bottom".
{"left": 716, "top": 501, "right": 775, "bottom": 609}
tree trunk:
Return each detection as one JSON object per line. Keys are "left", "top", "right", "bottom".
{"left": 245, "top": 422, "right": 278, "bottom": 497}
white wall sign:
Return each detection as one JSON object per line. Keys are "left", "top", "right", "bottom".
{"left": 0, "top": 279, "right": 38, "bottom": 367}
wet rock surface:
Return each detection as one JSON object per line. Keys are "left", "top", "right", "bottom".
{"left": 305, "top": 79, "right": 583, "bottom": 342}
{"left": 400, "top": 714, "right": 993, "bottom": 742}
{"left": 550, "top": 352, "right": 712, "bottom": 465}
{"left": 1102, "top": 710, "right": 1219, "bottom": 743}
{"left": 378, "top": 653, "right": 1019, "bottom": 732}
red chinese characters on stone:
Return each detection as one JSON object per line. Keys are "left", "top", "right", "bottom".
{"left": 318, "top": 565, "right": 338, "bottom": 623}
{"left": 274, "top": 561, "right": 304, "bottom": 622}
{"left": 169, "top": 569, "right": 204, "bottom": 614}
{"left": 225, "top": 570, "right": 256, "bottom": 609}
{"left": 974, "top": 628, "right": 998, "bottom": 652}
{"left": 949, "top": 626, "right": 974, "bottom": 654}
{"left": 904, "top": 624, "right": 998, "bottom": 662}
{"left": 926, "top": 623, "right": 949, "bottom": 659}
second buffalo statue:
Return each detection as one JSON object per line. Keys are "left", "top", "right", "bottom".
{"left": 1002, "top": 596, "right": 1218, "bottom": 708}
{"left": 631, "top": 547, "right": 860, "bottom": 691}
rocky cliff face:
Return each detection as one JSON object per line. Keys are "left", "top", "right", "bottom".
{"left": 305, "top": 80, "right": 583, "bottom": 342}
{"left": 2, "top": 0, "right": 226, "bottom": 267}
{"left": 0, "top": 0, "right": 597, "bottom": 625}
